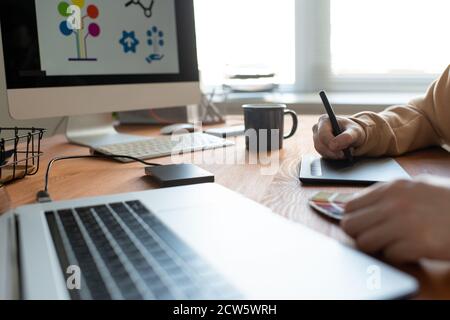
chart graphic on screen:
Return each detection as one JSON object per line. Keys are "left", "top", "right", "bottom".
{"left": 125, "top": 0, "right": 155, "bottom": 18}
{"left": 35, "top": 0, "right": 179, "bottom": 76}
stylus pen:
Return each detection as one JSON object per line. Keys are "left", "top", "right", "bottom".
{"left": 319, "top": 91, "right": 354, "bottom": 163}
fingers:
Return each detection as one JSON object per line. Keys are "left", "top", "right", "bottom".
{"left": 313, "top": 121, "right": 344, "bottom": 159}
{"left": 345, "top": 183, "right": 390, "bottom": 212}
{"left": 329, "top": 128, "right": 358, "bottom": 152}
{"left": 383, "top": 241, "right": 422, "bottom": 264}
{"left": 316, "top": 117, "right": 336, "bottom": 148}
{"left": 352, "top": 219, "right": 402, "bottom": 254}
{"left": 314, "top": 135, "right": 345, "bottom": 159}
{"left": 313, "top": 116, "right": 361, "bottom": 158}
{"left": 341, "top": 204, "right": 389, "bottom": 237}
{"left": 341, "top": 179, "right": 427, "bottom": 264}
{"left": 342, "top": 205, "right": 421, "bottom": 262}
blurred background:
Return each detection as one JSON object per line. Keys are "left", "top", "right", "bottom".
{"left": 2, "top": 0, "right": 450, "bottom": 132}
{"left": 196, "top": 0, "right": 450, "bottom": 92}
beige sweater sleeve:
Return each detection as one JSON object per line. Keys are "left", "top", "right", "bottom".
{"left": 350, "top": 66, "right": 450, "bottom": 157}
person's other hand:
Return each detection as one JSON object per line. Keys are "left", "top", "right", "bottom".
{"left": 342, "top": 176, "right": 450, "bottom": 264}
{"left": 312, "top": 115, "right": 366, "bottom": 159}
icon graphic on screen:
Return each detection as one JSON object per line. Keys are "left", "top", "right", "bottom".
{"left": 125, "top": 0, "right": 155, "bottom": 18}
{"left": 146, "top": 26, "right": 165, "bottom": 63}
{"left": 58, "top": 0, "right": 101, "bottom": 61}
{"left": 119, "top": 31, "right": 140, "bottom": 53}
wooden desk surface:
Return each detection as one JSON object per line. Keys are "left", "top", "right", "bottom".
{"left": 2, "top": 115, "right": 450, "bottom": 299}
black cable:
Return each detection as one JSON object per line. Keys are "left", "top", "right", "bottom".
{"left": 37, "top": 154, "right": 161, "bottom": 203}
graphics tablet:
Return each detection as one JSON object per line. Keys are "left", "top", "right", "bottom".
{"left": 299, "top": 154, "right": 411, "bottom": 185}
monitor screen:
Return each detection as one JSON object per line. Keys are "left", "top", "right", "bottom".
{"left": 0, "top": 0, "right": 198, "bottom": 89}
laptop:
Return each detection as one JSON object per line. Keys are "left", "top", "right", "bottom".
{"left": 0, "top": 183, "right": 417, "bottom": 300}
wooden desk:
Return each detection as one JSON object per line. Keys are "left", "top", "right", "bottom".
{"left": 2, "top": 115, "right": 450, "bottom": 299}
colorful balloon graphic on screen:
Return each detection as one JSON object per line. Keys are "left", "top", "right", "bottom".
{"left": 58, "top": 1, "right": 101, "bottom": 61}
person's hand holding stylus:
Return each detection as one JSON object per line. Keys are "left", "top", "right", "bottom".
{"left": 313, "top": 91, "right": 366, "bottom": 161}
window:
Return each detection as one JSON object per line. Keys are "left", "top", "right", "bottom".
{"left": 331, "top": 0, "right": 450, "bottom": 76}
{"left": 194, "top": 0, "right": 296, "bottom": 87}
{"left": 194, "top": 0, "right": 450, "bottom": 93}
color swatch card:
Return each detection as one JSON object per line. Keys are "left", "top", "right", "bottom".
{"left": 309, "top": 192, "right": 354, "bottom": 221}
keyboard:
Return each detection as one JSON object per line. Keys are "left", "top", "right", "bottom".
{"left": 94, "top": 132, "right": 234, "bottom": 162}
{"left": 45, "top": 200, "right": 241, "bottom": 300}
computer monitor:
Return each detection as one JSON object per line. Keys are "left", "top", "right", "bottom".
{"left": 0, "top": 0, "right": 200, "bottom": 147}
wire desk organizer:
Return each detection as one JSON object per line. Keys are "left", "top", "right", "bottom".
{"left": 0, "top": 127, "right": 46, "bottom": 187}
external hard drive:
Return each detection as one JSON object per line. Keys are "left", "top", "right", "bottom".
{"left": 145, "top": 164, "right": 215, "bottom": 188}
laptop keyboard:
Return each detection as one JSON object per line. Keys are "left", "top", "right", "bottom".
{"left": 45, "top": 200, "right": 240, "bottom": 300}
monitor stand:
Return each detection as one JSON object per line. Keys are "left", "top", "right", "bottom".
{"left": 66, "top": 113, "right": 150, "bottom": 148}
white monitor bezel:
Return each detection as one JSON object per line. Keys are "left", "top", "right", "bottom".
{"left": 6, "top": 82, "right": 201, "bottom": 120}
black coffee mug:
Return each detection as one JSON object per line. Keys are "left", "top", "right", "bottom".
{"left": 243, "top": 104, "right": 298, "bottom": 151}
